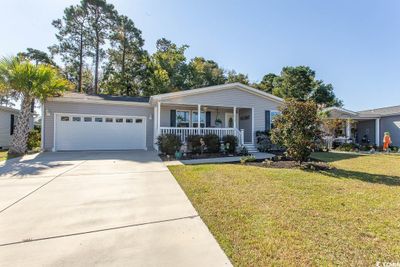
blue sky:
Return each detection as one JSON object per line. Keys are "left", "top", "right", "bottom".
{"left": 1, "top": 0, "right": 399, "bottom": 111}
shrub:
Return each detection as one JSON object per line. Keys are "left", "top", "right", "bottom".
{"left": 222, "top": 135, "right": 238, "bottom": 153}
{"left": 256, "top": 131, "right": 272, "bottom": 152}
{"left": 240, "top": 155, "right": 256, "bottom": 164}
{"left": 27, "top": 127, "right": 41, "bottom": 151}
{"left": 271, "top": 100, "right": 321, "bottom": 163}
{"left": 203, "top": 134, "right": 220, "bottom": 153}
{"left": 335, "top": 143, "right": 359, "bottom": 152}
{"left": 187, "top": 135, "right": 202, "bottom": 153}
{"left": 156, "top": 134, "right": 182, "bottom": 155}
{"left": 238, "top": 146, "right": 249, "bottom": 156}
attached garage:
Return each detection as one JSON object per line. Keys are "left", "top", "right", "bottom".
{"left": 54, "top": 114, "right": 146, "bottom": 151}
{"left": 43, "top": 93, "right": 153, "bottom": 152}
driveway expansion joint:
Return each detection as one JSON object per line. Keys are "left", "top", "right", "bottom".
{"left": 0, "top": 160, "right": 88, "bottom": 214}
{"left": 0, "top": 215, "right": 200, "bottom": 247}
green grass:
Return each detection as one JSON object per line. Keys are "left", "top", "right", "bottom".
{"left": 169, "top": 153, "right": 400, "bottom": 266}
{"left": 0, "top": 150, "right": 19, "bottom": 161}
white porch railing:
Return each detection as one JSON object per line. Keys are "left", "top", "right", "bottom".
{"left": 159, "top": 127, "right": 244, "bottom": 145}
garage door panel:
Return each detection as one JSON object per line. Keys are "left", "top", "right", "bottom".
{"left": 55, "top": 114, "right": 146, "bottom": 151}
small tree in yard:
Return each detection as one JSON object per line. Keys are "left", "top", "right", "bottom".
{"left": 0, "top": 56, "right": 71, "bottom": 155}
{"left": 271, "top": 99, "right": 321, "bottom": 163}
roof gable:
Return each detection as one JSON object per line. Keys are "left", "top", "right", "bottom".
{"left": 150, "top": 83, "right": 284, "bottom": 104}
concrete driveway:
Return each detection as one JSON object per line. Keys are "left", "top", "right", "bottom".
{"left": 0, "top": 151, "right": 231, "bottom": 266}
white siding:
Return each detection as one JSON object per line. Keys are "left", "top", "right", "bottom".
{"left": 162, "top": 88, "right": 281, "bottom": 132}
{"left": 0, "top": 111, "right": 17, "bottom": 149}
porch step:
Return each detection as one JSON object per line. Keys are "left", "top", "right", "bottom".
{"left": 243, "top": 143, "right": 258, "bottom": 153}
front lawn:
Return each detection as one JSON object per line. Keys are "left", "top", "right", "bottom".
{"left": 169, "top": 153, "right": 400, "bottom": 266}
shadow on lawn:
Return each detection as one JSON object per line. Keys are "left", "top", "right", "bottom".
{"left": 319, "top": 168, "right": 400, "bottom": 186}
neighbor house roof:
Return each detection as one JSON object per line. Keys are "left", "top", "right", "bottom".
{"left": 358, "top": 105, "right": 400, "bottom": 117}
{"left": 0, "top": 105, "right": 19, "bottom": 113}
{"left": 150, "top": 83, "right": 284, "bottom": 104}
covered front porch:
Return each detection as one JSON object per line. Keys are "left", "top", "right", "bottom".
{"left": 324, "top": 107, "right": 382, "bottom": 146}
{"left": 153, "top": 102, "right": 254, "bottom": 148}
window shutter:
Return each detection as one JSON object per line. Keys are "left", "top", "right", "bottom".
{"left": 10, "top": 114, "right": 15, "bottom": 135}
{"left": 265, "top": 110, "right": 271, "bottom": 131}
{"left": 170, "top": 110, "right": 176, "bottom": 127}
{"left": 206, "top": 112, "right": 211, "bottom": 127}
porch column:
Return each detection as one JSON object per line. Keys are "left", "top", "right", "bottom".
{"left": 197, "top": 104, "right": 201, "bottom": 132}
{"left": 153, "top": 105, "right": 157, "bottom": 149}
{"left": 375, "top": 118, "right": 380, "bottom": 146}
{"left": 233, "top": 106, "right": 237, "bottom": 129}
{"left": 157, "top": 101, "right": 161, "bottom": 134}
{"left": 346, "top": 119, "right": 351, "bottom": 139}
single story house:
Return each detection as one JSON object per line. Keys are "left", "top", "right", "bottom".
{"left": 0, "top": 106, "right": 19, "bottom": 149}
{"left": 326, "top": 106, "right": 400, "bottom": 147}
{"left": 42, "top": 83, "right": 283, "bottom": 152}
{"left": 0, "top": 105, "right": 35, "bottom": 150}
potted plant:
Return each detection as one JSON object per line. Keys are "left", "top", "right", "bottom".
{"left": 215, "top": 118, "right": 222, "bottom": 127}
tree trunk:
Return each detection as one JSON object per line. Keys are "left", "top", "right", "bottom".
{"left": 122, "top": 38, "right": 127, "bottom": 95}
{"left": 94, "top": 33, "right": 100, "bottom": 94}
{"left": 9, "top": 94, "right": 33, "bottom": 155}
{"left": 78, "top": 28, "right": 83, "bottom": 93}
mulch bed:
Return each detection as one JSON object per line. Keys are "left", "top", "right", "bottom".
{"left": 159, "top": 152, "right": 239, "bottom": 161}
{"left": 244, "top": 156, "right": 333, "bottom": 171}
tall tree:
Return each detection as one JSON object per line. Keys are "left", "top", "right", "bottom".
{"left": 226, "top": 70, "right": 249, "bottom": 85}
{"left": 273, "top": 66, "right": 316, "bottom": 100}
{"left": 311, "top": 81, "right": 343, "bottom": 107}
{"left": 101, "top": 15, "right": 146, "bottom": 96}
{"left": 82, "top": 0, "right": 116, "bottom": 94}
{"left": 255, "top": 73, "right": 278, "bottom": 93}
{"left": 187, "top": 57, "right": 226, "bottom": 88}
{"left": 51, "top": 5, "right": 92, "bottom": 92}
{"left": 0, "top": 56, "right": 71, "bottom": 155}
{"left": 146, "top": 38, "right": 189, "bottom": 94}
{"left": 18, "top": 48, "right": 56, "bottom": 66}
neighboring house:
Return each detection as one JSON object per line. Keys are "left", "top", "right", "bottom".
{"left": 0, "top": 106, "right": 19, "bottom": 149}
{"left": 326, "top": 106, "right": 400, "bottom": 147}
{"left": 42, "top": 83, "right": 283, "bottom": 151}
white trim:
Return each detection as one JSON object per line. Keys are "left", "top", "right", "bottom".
{"left": 150, "top": 83, "right": 284, "bottom": 104}
{"left": 153, "top": 105, "right": 158, "bottom": 150}
{"left": 233, "top": 106, "right": 237, "bottom": 129}
{"left": 197, "top": 104, "right": 201, "bottom": 129}
{"left": 323, "top": 107, "right": 358, "bottom": 116}
{"left": 53, "top": 112, "right": 147, "bottom": 151}
{"left": 251, "top": 108, "right": 255, "bottom": 145}
{"left": 157, "top": 102, "right": 161, "bottom": 133}
{"left": 375, "top": 118, "right": 380, "bottom": 146}
{"left": 41, "top": 103, "right": 44, "bottom": 151}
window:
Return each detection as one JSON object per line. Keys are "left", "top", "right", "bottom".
{"left": 95, "top": 117, "right": 103, "bottom": 122}
{"left": 192, "top": 111, "right": 205, "bottom": 128}
{"left": 270, "top": 111, "right": 280, "bottom": 129}
{"left": 135, "top": 118, "right": 143, "bottom": 123}
{"left": 116, "top": 118, "right": 123, "bottom": 123}
{"left": 84, "top": 117, "right": 92, "bottom": 122}
{"left": 105, "top": 118, "right": 113, "bottom": 123}
{"left": 61, "top": 116, "right": 69, "bottom": 121}
{"left": 176, "top": 110, "right": 190, "bottom": 127}
{"left": 72, "top": 117, "right": 81, "bottom": 122}
{"left": 126, "top": 118, "right": 133, "bottom": 123}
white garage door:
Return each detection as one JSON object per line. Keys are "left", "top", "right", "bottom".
{"left": 55, "top": 114, "right": 146, "bottom": 151}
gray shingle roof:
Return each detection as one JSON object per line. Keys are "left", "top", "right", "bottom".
{"left": 61, "top": 92, "right": 150, "bottom": 103}
{"left": 358, "top": 105, "right": 400, "bottom": 117}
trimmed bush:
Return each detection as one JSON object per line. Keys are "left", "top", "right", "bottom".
{"left": 256, "top": 131, "right": 272, "bottom": 152}
{"left": 222, "top": 135, "right": 238, "bottom": 153}
{"left": 156, "top": 134, "right": 182, "bottom": 155}
{"left": 187, "top": 135, "right": 202, "bottom": 153}
{"left": 203, "top": 134, "right": 220, "bottom": 153}
{"left": 27, "top": 127, "right": 41, "bottom": 151}
{"left": 335, "top": 143, "right": 359, "bottom": 152}
{"left": 240, "top": 155, "right": 256, "bottom": 164}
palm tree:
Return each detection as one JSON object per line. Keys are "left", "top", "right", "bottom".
{"left": 0, "top": 56, "right": 71, "bottom": 155}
